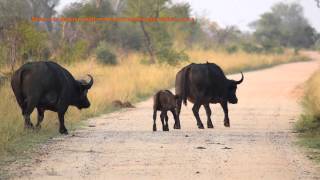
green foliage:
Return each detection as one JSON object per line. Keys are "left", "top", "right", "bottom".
{"left": 226, "top": 45, "right": 238, "bottom": 54}
{"left": 156, "top": 49, "right": 189, "bottom": 65}
{"left": 125, "top": 0, "right": 169, "bottom": 17}
{"left": 251, "top": 2, "right": 317, "bottom": 49}
{"left": 314, "top": 39, "right": 320, "bottom": 51}
{"left": 95, "top": 41, "right": 117, "bottom": 65}
{"left": 18, "top": 22, "right": 49, "bottom": 60}
{"left": 112, "top": 23, "right": 144, "bottom": 51}
{"left": 124, "top": 0, "right": 194, "bottom": 64}
{"left": 239, "top": 42, "right": 284, "bottom": 54}
{"left": 296, "top": 114, "right": 320, "bottom": 133}
{"left": 241, "top": 43, "right": 262, "bottom": 53}
{"left": 58, "top": 40, "right": 89, "bottom": 64}
{"left": 0, "top": 44, "right": 8, "bottom": 66}
{"left": 163, "top": 3, "right": 195, "bottom": 48}
{"left": 63, "top": 0, "right": 113, "bottom": 18}
{"left": 295, "top": 69, "right": 320, "bottom": 161}
{"left": 0, "top": 21, "right": 49, "bottom": 67}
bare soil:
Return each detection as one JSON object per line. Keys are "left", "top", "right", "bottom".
{"left": 9, "top": 52, "right": 320, "bottom": 180}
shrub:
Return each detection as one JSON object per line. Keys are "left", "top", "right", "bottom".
{"left": 58, "top": 40, "right": 89, "bottom": 64}
{"left": 295, "top": 69, "right": 320, "bottom": 134}
{"left": 0, "top": 73, "right": 6, "bottom": 86}
{"left": 240, "top": 42, "right": 284, "bottom": 54}
{"left": 156, "top": 48, "right": 189, "bottom": 65}
{"left": 95, "top": 41, "right": 117, "bottom": 65}
{"left": 314, "top": 39, "right": 320, "bottom": 51}
{"left": 241, "top": 43, "right": 262, "bottom": 53}
{"left": 226, "top": 45, "right": 238, "bottom": 54}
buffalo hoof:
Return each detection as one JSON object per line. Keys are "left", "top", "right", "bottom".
{"left": 197, "top": 123, "right": 204, "bottom": 129}
{"left": 224, "top": 122, "right": 230, "bottom": 127}
{"left": 207, "top": 123, "right": 214, "bottom": 129}
{"left": 24, "top": 123, "right": 34, "bottom": 129}
{"left": 59, "top": 128, "right": 69, "bottom": 135}
{"left": 35, "top": 125, "right": 41, "bottom": 131}
{"left": 153, "top": 125, "right": 157, "bottom": 132}
{"left": 163, "top": 126, "right": 169, "bottom": 131}
{"left": 174, "top": 123, "right": 181, "bottom": 129}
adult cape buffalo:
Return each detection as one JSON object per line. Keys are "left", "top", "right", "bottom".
{"left": 175, "top": 62, "right": 243, "bottom": 129}
{"left": 11, "top": 61, "right": 94, "bottom": 134}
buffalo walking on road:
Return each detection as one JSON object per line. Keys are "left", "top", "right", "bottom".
{"left": 175, "top": 62, "right": 243, "bottom": 129}
{"left": 11, "top": 61, "right": 94, "bottom": 134}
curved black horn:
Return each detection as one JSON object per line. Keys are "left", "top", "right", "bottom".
{"left": 83, "top": 74, "right": 93, "bottom": 89}
{"left": 236, "top": 72, "right": 244, "bottom": 84}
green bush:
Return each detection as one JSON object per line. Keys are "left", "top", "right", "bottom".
{"left": 226, "top": 45, "right": 238, "bottom": 54}
{"left": 241, "top": 43, "right": 263, "bottom": 53}
{"left": 240, "top": 42, "right": 284, "bottom": 54}
{"left": 156, "top": 48, "right": 189, "bottom": 65}
{"left": 295, "top": 69, "right": 320, "bottom": 161}
{"left": 58, "top": 40, "right": 89, "bottom": 64}
{"left": 95, "top": 41, "right": 117, "bottom": 65}
{"left": 262, "top": 44, "right": 284, "bottom": 54}
{"left": 0, "top": 74, "right": 6, "bottom": 86}
{"left": 314, "top": 39, "right": 320, "bottom": 51}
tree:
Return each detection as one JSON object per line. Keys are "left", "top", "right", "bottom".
{"left": 315, "top": 0, "right": 320, "bottom": 8}
{"left": 28, "top": 0, "right": 60, "bottom": 31}
{"left": 163, "top": 3, "right": 194, "bottom": 48}
{"left": 125, "top": 0, "right": 170, "bottom": 64}
{"left": 0, "top": 0, "right": 50, "bottom": 72}
{"left": 250, "top": 3, "right": 317, "bottom": 49}
{"left": 0, "top": 0, "right": 33, "bottom": 71}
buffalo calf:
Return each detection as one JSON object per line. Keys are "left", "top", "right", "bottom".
{"left": 153, "top": 90, "right": 180, "bottom": 131}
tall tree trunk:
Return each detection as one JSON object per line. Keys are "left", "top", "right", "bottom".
{"left": 96, "top": 0, "right": 102, "bottom": 8}
{"left": 9, "top": 37, "right": 17, "bottom": 73}
{"left": 139, "top": 21, "right": 155, "bottom": 64}
{"left": 61, "top": 22, "right": 66, "bottom": 39}
{"left": 316, "top": 0, "right": 320, "bottom": 8}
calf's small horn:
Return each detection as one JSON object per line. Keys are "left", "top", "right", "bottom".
{"left": 236, "top": 72, "right": 244, "bottom": 84}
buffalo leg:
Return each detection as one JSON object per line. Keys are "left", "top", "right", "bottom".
{"left": 35, "top": 108, "right": 45, "bottom": 130}
{"left": 171, "top": 109, "right": 180, "bottom": 129}
{"left": 160, "top": 111, "right": 166, "bottom": 131}
{"left": 220, "top": 101, "right": 230, "bottom": 127}
{"left": 164, "top": 112, "right": 169, "bottom": 131}
{"left": 153, "top": 109, "right": 157, "bottom": 131}
{"left": 58, "top": 112, "right": 68, "bottom": 134}
{"left": 23, "top": 114, "right": 33, "bottom": 129}
{"left": 175, "top": 97, "right": 182, "bottom": 129}
{"left": 204, "top": 104, "right": 214, "bottom": 128}
{"left": 192, "top": 102, "right": 204, "bottom": 129}
{"left": 22, "top": 98, "right": 36, "bottom": 129}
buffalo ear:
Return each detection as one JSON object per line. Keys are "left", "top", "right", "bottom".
{"left": 76, "top": 80, "right": 86, "bottom": 91}
{"left": 174, "top": 95, "right": 179, "bottom": 100}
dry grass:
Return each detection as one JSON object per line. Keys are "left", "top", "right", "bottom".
{"left": 0, "top": 50, "right": 308, "bottom": 163}
{"left": 300, "top": 70, "right": 320, "bottom": 120}
{"left": 295, "top": 69, "right": 320, "bottom": 162}
{"left": 65, "top": 53, "right": 177, "bottom": 122}
{"left": 188, "top": 49, "right": 306, "bottom": 72}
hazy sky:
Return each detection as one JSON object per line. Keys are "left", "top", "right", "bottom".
{"left": 56, "top": 0, "right": 320, "bottom": 31}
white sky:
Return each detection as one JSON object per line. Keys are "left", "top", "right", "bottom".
{"left": 56, "top": 0, "right": 320, "bottom": 32}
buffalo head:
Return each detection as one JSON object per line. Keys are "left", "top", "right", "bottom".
{"left": 76, "top": 74, "right": 94, "bottom": 109}
{"left": 227, "top": 72, "right": 244, "bottom": 104}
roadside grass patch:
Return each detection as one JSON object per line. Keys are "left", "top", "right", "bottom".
{"left": 296, "top": 68, "right": 320, "bottom": 163}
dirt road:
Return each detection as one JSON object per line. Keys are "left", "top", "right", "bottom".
{"left": 12, "top": 53, "right": 320, "bottom": 180}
